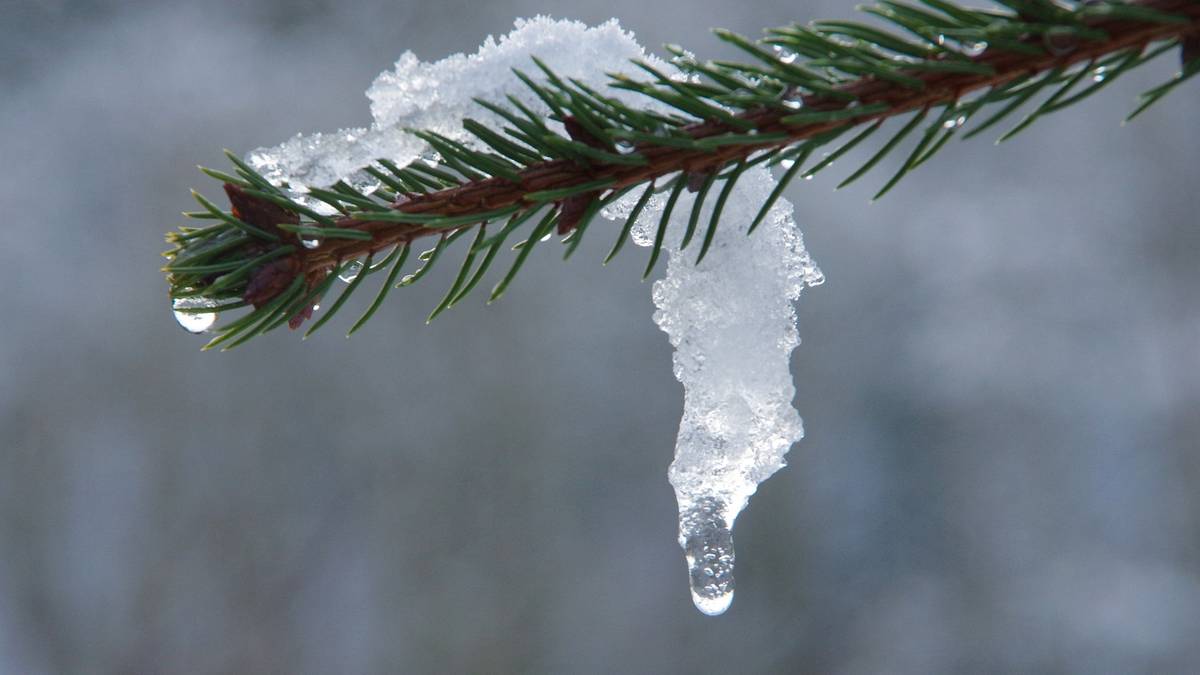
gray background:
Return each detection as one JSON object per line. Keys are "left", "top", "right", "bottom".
{"left": 2, "top": 0, "right": 1198, "bottom": 672}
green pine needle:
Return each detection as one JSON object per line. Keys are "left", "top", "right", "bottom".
{"left": 162, "top": 0, "right": 1200, "bottom": 347}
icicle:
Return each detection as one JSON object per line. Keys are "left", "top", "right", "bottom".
{"left": 622, "top": 165, "right": 820, "bottom": 615}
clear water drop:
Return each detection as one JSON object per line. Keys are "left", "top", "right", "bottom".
{"left": 782, "top": 98, "right": 803, "bottom": 110}
{"left": 803, "top": 174, "right": 814, "bottom": 181}
{"left": 300, "top": 234, "right": 322, "bottom": 249}
{"left": 172, "top": 297, "right": 218, "bottom": 334}
{"left": 779, "top": 52, "right": 798, "bottom": 65}
{"left": 539, "top": 232, "right": 553, "bottom": 242}
{"left": 356, "top": 182, "right": 379, "bottom": 197}
{"left": 963, "top": 41, "right": 987, "bottom": 57}
{"left": 779, "top": 158, "right": 796, "bottom": 170}
{"left": 679, "top": 497, "right": 736, "bottom": 616}
{"left": 339, "top": 259, "right": 364, "bottom": 283}
{"left": 942, "top": 115, "right": 967, "bottom": 129}
{"left": 1092, "top": 66, "right": 1109, "bottom": 83}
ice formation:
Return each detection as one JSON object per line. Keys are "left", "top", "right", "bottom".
{"left": 247, "top": 17, "right": 821, "bottom": 616}
{"left": 609, "top": 169, "right": 822, "bottom": 614}
{"left": 246, "top": 17, "right": 669, "bottom": 195}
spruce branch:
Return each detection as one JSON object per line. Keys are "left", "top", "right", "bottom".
{"left": 163, "top": 0, "right": 1200, "bottom": 349}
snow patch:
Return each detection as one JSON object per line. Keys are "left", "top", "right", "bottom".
{"left": 246, "top": 17, "right": 668, "bottom": 192}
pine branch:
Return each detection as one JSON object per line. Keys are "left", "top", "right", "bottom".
{"left": 164, "top": 0, "right": 1200, "bottom": 349}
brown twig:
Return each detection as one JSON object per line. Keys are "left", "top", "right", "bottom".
{"left": 247, "top": 0, "right": 1199, "bottom": 283}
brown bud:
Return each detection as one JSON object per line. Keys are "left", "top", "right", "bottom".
{"left": 288, "top": 302, "right": 316, "bottom": 330}
{"left": 686, "top": 170, "right": 711, "bottom": 193}
{"left": 223, "top": 183, "right": 299, "bottom": 233}
{"left": 243, "top": 256, "right": 301, "bottom": 309}
{"left": 563, "top": 116, "right": 613, "bottom": 152}
{"left": 557, "top": 192, "right": 596, "bottom": 235}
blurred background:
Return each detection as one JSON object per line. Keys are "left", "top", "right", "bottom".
{"left": 2, "top": 0, "right": 1198, "bottom": 672}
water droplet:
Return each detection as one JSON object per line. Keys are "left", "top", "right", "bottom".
{"left": 782, "top": 98, "right": 803, "bottom": 110}
{"left": 615, "top": 139, "right": 637, "bottom": 154}
{"left": 936, "top": 34, "right": 948, "bottom": 47}
{"left": 1043, "top": 30, "right": 1077, "bottom": 56}
{"left": 1092, "top": 66, "right": 1109, "bottom": 83}
{"left": 679, "top": 498, "right": 736, "bottom": 616}
{"left": 779, "top": 158, "right": 796, "bottom": 170}
{"left": 339, "top": 260, "right": 364, "bottom": 283}
{"left": 779, "top": 52, "right": 798, "bottom": 65}
{"left": 962, "top": 41, "right": 987, "bottom": 57}
{"left": 300, "top": 234, "right": 322, "bottom": 249}
{"left": 172, "top": 297, "right": 218, "bottom": 334}
{"left": 942, "top": 115, "right": 967, "bottom": 129}
{"left": 803, "top": 174, "right": 814, "bottom": 181}
{"left": 539, "top": 232, "right": 553, "bottom": 242}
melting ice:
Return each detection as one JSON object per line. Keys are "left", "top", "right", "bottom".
{"left": 243, "top": 16, "right": 821, "bottom": 616}
{"left": 612, "top": 165, "right": 822, "bottom": 614}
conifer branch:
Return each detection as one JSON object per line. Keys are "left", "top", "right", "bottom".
{"left": 164, "top": 0, "right": 1200, "bottom": 348}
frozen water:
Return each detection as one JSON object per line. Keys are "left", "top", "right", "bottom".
{"left": 244, "top": 17, "right": 820, "bottom": 616}
{"left": 617, "top": 163, "right": 821, "bottom": 614}
{"left": 680, "top": 496, "right": 736, "bottom": 615}
{"left": 247, "top": 17, "right": 672, "bottom": 193}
